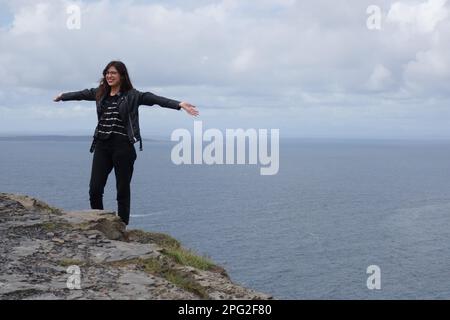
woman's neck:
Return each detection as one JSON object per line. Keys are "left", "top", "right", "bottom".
{"left": 110, "top": 85, "right": 121, "bottom": 96}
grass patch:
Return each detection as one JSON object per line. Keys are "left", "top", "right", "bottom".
{"left": 140, "top": 257, "right": 164, "bottom": 273}
{"left": 58, "top": 258, "right": 85, "bottom": 267}
{"left": 140, "top": 257, "right": 208, "bottom": 299}
{"left": 40, "top": 204, "right": 63, "bottom": 215}
{"left": 126, "top": 230, "right": 181, "bottom": 248}
{"left": 109, "top": 257, "right": 209, "bottom": 299}
{"left": 162, "top": 247, "right": 215, "bottom": 271}
{"left": 72, "top": 221, "right": 91, "bottom": 230}
{"left": 164, "top": 270, "right": 208, "bottom": 298}
{"left": 126, "top": 229, "right": 222, "bottom": 273}
{"left": 40, "top": 221, "right": 72, "bottom": 231}
{"left": 31, "top": 197, "right": 63, "bottom": 215}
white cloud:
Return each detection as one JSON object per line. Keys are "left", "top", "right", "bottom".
{"left": 387, "top": 0, "right": 448, "bottom": 34}
{"left": 231, "top": 48, "right": 256, "bottom": 73}
{"left": 10, "top": 2, "right": 53, "bottom": 35}
{"left": 0, "top": 0, "right": 449, "bottom": 138}
{"left": 367, "top": 64, "right": 393, "bottom": 91}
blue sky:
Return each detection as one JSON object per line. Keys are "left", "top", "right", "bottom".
{"left": 0, "top": 0, "right": 449, "bottom": 139}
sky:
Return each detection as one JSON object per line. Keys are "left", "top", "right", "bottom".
{"left": 0, "top": 0, "right": 449, "bottom": 139}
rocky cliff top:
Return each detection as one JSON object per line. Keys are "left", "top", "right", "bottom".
{"left": 0, "top": 193, "right": 272, "bottom": 300}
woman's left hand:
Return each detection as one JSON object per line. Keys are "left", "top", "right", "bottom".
{"left": 179, "top": 102, "right": 199, "bottom": 117}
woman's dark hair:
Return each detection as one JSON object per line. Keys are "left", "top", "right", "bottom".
{"left": 96, "top": 61, "right": 134, "bottom": 102}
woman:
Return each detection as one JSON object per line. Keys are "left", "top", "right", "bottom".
{"left": 54, "top": 60, "right": 198, "bottom": 226}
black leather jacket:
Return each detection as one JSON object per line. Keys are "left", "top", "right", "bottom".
{"left": 61, "top": 88, "right": 181, "bottom": 152}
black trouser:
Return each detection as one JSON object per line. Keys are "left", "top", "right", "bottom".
{"left": 89, "top": 134, "right": 137, "bottom": 225}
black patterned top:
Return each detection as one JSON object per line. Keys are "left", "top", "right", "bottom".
{"left": 96, "top": 93, "right": 128, "bottom": 141}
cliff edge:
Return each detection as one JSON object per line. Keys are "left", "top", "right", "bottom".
{"left": 0, "top": 193, "right": 272, "bottom": 300}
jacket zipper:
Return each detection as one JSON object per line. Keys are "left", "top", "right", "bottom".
{"left": 125, "top": 96, "right": 137, "bottom": 143}
{"left": 129, "top": 114, "right": 137, "bottom": 142}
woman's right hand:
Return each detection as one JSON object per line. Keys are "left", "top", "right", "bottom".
{"left": 53, "top": 93, "right": 63, "bottom": 102}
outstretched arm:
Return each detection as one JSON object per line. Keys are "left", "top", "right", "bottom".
{"left": 138, "top": 91, "right": 199, "bottom": 116}
{"left": 54, "top": 88, "right": 97, "bottom": 102}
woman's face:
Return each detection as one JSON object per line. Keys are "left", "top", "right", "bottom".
{"left": 105, "top": 66, "right": 121, "bottom": 88}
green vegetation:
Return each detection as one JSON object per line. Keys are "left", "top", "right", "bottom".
{"left": 33, "top": 200, "right": 63, "bottom": 215}
{"left": 126, "top": 229, "right": 219, "bottom": 272}
{"left": 140, "top": 257, "right": 209, "bottom": 299}
{"left": 161, "top": 247, "right": 215, "bottom": 271}
{"left": 40, "top": 221, "right": 72, "bottom": 231}
{"left": 109, "top": 256, "right": 209, "bottom": 298}
{"left": 58, "top": 259, "right": 85, "bottom": 267}
{"left": 126, "top": 230, "right": 181, "bottom": 248}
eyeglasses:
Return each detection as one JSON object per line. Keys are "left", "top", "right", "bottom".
{"left": 105, "top": 71, "right": 118, "bottom": 76}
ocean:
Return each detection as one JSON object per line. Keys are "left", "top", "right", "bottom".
{"left": 1, "top": 136, "right": 450, "bottom": 299}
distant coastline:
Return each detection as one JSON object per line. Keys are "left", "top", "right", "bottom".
{"left": 1, "top": 135, "right": 450, "bottom": 144}
{"left": 0, "top": 135, "right": 168, "bottom": 142}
